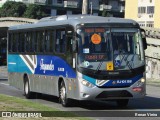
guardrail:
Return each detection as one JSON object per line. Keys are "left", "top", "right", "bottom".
{"left": 141, "top": 27, "right": 160, "bottom": 39}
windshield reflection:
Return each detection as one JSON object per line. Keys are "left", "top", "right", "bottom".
{"left": 77, "top": 27, "right": 145, "bottom": 71}
{"left": 111, "top": 28, "right": 145, "bottom": 70}
{"left": 77, "top": 27, "right": 112, "bottom": 71}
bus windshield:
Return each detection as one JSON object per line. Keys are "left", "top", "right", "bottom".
{"left": 111, "top": 28, "right": 145, "bottom": 70}
{"left": 77, "top": 27, "right": 112, "bottom": 71}
{"left": 77, "top": 27, "right": 145, "bottom": 71}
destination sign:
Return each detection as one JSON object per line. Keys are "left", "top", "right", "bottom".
{"left": 85, "top": 28, "right": 105, "bottom": 33}
{"left": 85, "top": 54, "right": 105, "bottom": 60}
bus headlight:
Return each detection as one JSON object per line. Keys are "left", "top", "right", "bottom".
{"left": 136, "top": 78, "right": 145, "bottom": 87}
{"left": 81, "top": 80, "right": 94, "bottom": 88}
{"left": 140, "top": 78, "right": 145, "bottom": 83}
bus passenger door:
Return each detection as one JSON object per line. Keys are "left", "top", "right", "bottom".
{"left": 66, "top": 29, "right": 77, "bottom": 99}
{"left": 66, "top": 32, "right": 74, "bottom": 68}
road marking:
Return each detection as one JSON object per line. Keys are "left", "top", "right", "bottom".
{"left": 0, "top": 83, "right": 9, "bottom": 86}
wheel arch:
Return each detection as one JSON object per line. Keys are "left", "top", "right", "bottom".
{"left": 23, "top": 73, "right": 28, "bottom": 82}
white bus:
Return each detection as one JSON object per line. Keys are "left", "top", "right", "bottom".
{"left": 8, "top": 15, "right": 147, "bottom": 107}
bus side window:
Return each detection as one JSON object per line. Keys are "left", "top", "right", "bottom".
{"left": 12, "top": 34, "right": 17, "bottom": 52}
{"left": 31, "top": 32, "right": 35, "bottom": 52}
{"left": 35, "top": 32, "right": 38, "bottom": 52}
{"left": 20, "top": 33, "right": 25, "bottom": 52}
{"left": 45, "top": 30, "right": 53, "bottom": 53}
{"left": 24, "top": 33, "right": 27, "bottom": 52}
{"left": 36, "top": 31, "right": 44, "bottom": 53}
{"left": 48, "top": 30, "right": 54, "bottom": 53}
{"left": 8, "top": 33, "right": 12, "bottom": 52}
{"left": 26, "top": 32, "right": 31, "bottom": 52}
{"left": 55, "top": 29, "right": 66, "bottom": 53}
{"left": 16, "top": 33, "right": 20, "bottom": 52}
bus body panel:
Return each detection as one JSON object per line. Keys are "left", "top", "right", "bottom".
{"left": 8, "top": 54, "right": 77, "bottom": 97}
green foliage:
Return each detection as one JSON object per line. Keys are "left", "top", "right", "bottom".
{"left": 102, "top": 10, "right": 113, "bottom": 17}
{"left": 23, "top": 4, "right": 48, "bottom": 19}
{"left": 102, "top": 10, "right": 107, "bottom": 17}
{"left": 0, "top": 1, "right": 26, "bottom": 17}
{"left": 0, "top": 1, "right": 48, "bottom": 19}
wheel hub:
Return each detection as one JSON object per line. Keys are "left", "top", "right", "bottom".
{"left": 25, "top": 82, "right": 29, "bottom": 95}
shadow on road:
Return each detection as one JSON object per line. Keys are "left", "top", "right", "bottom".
{"left": 31, "top": 93, "right": 160, "bottom": 110}
{"left": 32, "top": 93, "right": 60, "bottom": 103}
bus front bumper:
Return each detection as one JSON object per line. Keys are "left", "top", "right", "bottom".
{"left": 77, "top": 79, "right": 146, "bottom": 101}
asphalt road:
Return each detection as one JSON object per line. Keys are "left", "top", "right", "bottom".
{"left": 0, "top": 79, "right": 160, "bottom": 120}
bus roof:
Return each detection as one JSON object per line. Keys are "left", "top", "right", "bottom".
{"left": 8, "top": 15, "right": 139, "bottom": 31}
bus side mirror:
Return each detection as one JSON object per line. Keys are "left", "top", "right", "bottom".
{"left": 141, "top": 29, "right": 147, "bottom": 50}
{"left": 72, "top": 39, "right": 78, "bottom": 53}
{"left": 142, "top": 38, "right": 147, "bottom": 50}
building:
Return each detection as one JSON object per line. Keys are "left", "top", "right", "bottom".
{"left": 125, "top": 0, "right": 160, "bottom": 28}
{"left": 0, "top": 0, "right": 125, "bottom": 17}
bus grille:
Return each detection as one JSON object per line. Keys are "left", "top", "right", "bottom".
{"left": 96, "top": 90, "right": 133, "bottom": 99}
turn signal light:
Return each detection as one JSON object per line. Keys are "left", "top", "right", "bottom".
{"left": 132, "top": 87, "right": 142, "bottom": 92}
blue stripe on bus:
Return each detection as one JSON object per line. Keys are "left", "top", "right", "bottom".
{"left": 103, "top": 74, "right": 143, "bottom": 87}
{"left": 35, "top": 55, "right": 76, "bottom": 78}
{"left": 8, "top": 55, "right": 32, "bottom": 74}
{"left": 83, "top": 74, "right": 143, "bottom": 87}
{"left": 83, "top": 75, "right": 96, "bottom": 85}
{"left": 8, "top": 54, "right": 76, "bottom": 78}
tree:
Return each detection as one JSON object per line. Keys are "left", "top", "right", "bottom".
{"left": 0, "top": 1, "right": 26, "bottom": 17}
{"left": 102, "top": 10, "right": 113, "bottom": 17}
{"left": 23, "top": 4, "right": 48, "bottom": 19}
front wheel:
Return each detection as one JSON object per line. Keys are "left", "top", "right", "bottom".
{"left": 116, "top": 99, "right": 129, "bottom": 108}
{"left": 59, "top": 81, "right": 71, "bottom": 107}
{"left": 24, "top": 76, "right": 33, "bottom": 99}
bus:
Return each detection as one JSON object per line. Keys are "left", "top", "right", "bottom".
{"left": 7, "top": 15, "right": 147, "bottom": 107}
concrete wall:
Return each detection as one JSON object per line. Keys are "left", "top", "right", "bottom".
{"left": 146, "top": 58, "right": 160, "bottom": 79}
{"left": 145, "top": 37, "right": 160, "bottom": 79}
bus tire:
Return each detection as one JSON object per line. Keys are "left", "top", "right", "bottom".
{"left": 24, "top": 76, "right": 33, "bottom": 99}
{"left": 116, "top": 99, "right": 129, "bottom": 107}
{"left": 59, "top": 80, "right": 71, "bottom": 107}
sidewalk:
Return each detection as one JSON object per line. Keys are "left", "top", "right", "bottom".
{"left": 0, "top": 66, "right": 8, "bottom": 80}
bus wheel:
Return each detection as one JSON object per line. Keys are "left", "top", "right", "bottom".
{"left": 24, "top": 76, "right": 33, "bottom": 99}
{"left": 59, "top": 80, "right": 70, "bottom": 107}
{"left": 116, "top": 99, "right": 129, "bottom": 108}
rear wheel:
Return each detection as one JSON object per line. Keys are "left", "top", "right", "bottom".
{"left": 59, "top": 80, "right": 71, "bottom": 107}
{"left": 24, "top": 76, "right": 33, "bottom": 99}
{"left": 116, "top": 99, "right": 129, "bottom": 107}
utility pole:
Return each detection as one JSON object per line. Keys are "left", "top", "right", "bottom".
{"left": 90, "top": 2, "right": 92, "bottom": 15}
{"left": 82, "top": 0, "right": 88, "bottom": 14}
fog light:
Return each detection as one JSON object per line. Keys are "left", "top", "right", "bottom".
{"left": 83, "top": 93, "right": 89, "bottom": 98}
{"left": 132, "top": 87, "right": 142, "bottom": 92}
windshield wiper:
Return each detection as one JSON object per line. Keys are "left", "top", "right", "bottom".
{"left": 94, "top": 56, "right": 107, "bottom": 74}
{"left": 94, "top": 61, "right": 103, "bottom": 74}
{"left": 119, "top": 51, "right": 134, "bottom": 72}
